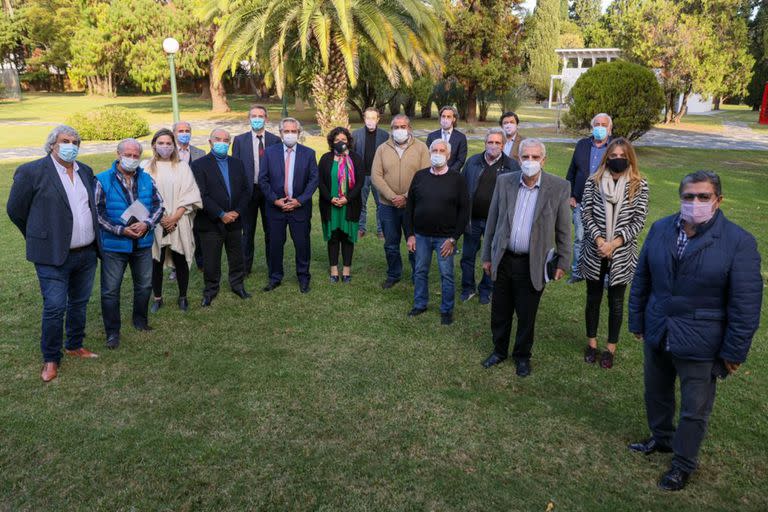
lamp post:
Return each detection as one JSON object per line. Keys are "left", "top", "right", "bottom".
{"left": 163, "top": 37, "right": 180, "bottom": 123}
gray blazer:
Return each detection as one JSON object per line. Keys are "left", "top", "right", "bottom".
{"left": 481, "top": 171, "right": 572, "bottom": 291}
{"left": 189, "top": 145, "right": 206, "bottom": 162}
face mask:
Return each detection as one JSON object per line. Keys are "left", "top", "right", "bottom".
{"left": 431, "top": 153, "right": 447, "bottom": 168}
{"left": 250, "top": 118, "right": 265, "bottom": 131}
{"left": 364, "top": 120, "right": 377, "bottom": 131}
{"left": 212, "top": 142, "right": 229, "bottom": 157}
{"left": 520, "top": 160, "right": 541, "bottom": 177}
{"left": 592, "top": 126, "right": 608, "bottom": 141}
{"left": 176, "top": 133, "right": 191, "bottom": 145}
{"left": 485, "top": 144, "right": 502, "bottom": 158}
{"left": 282, "top": 133, "right": 298, "bottom": 147}
{"left": 440, "top": 118, "right": 453, "bottom": 130}
{"left": 503, "top": 123, "right": 517, "bottom": 136}
{"left": 606, "top": 157, "right": 628, "bottom": 173}
{"left": 333, "top": 141, "right": 348, "bottom": 155}
{"left": 57, "top": 143, "right": 79, "bottom": 163}
{"left": 680, "top": 200, "right": 715, "bottom": 225}
{"left": 155, "top": 145, "right": 174, "bottom": 159}
{"left": 392, "top": 129, "right": 409, "bottom": 144}
{"left": 120, "top": 157, "right": 140, "bottom": 173}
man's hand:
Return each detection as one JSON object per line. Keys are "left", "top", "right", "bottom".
{"left": 569, "top": 197, "right": 577, "bottom": 208}
{"left": 221, "top": 212, "right": 237, "bottom": 224}
{"left": 406, "top": 235, "right": 416, "bottom": 253}
{"left": 440, "top": 239, "right": 455, "bottom": 257}
{"left": 391, "top": 195, "right": 407, "bottom": 208}
{"left": 128, "top": 222, "right": 148, "bottom": 238}
{"left": 274, "top": 198, "right": 287, "bottom": 208}
{"left": 724, "top": 360, "right": 741, "bottom": 374}
{"left": 554, "top": 268, "right": 565, "bottom": 281}
{"left": 482, "top": 261, "right": 492, "bottom": 276}
{"left": 284, "top": 198, "right": 301, "bottom": 211}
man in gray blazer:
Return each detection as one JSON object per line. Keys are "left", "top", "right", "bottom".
{"left": 173, "top": 121, "right": 206, "bottom": 164}
{"left": 480, "top": 138, "right": 571, "bottom": 376}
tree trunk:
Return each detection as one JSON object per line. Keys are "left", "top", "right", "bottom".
{"left": 403, "top": 95, "right": 416, "bottom": 118}
{"left": 673, "top": 86, "right": 691, "bottom": 123}
{"left": 311, "top": 49, "right": 350, "bottom": 133}
{"left": 465, "top": 84, "right": 477, "bottom": 123}
{"left": 209, "top": 62, "right": 230, "bottom": 112}
{"left": 664, "top": 91, "right": 675, "bottom": 124}
{"left": 713, "top": 96, "right": 721, "bottom": 110}
{"left": 199, "top": 77, "right": 212, "bottom": 100}
{"left": 420, "top": 96, "right": 432, "bottom": 119}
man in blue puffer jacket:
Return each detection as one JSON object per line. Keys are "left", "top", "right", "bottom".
{"left": 627, "top": 171, "right": 762, "bottom": 491}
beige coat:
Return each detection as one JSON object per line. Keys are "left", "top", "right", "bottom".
{"left": 142, "top": 159, "right": 202, "bottom": 268}
{"left": 371, "top": 136, "right": 431, "bottom": 206}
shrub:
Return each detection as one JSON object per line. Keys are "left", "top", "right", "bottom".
{"left": 66, "top": 106, "right": 150, "bottom": 141}
{"left": 563, "top": 61, "right": 665, "bottom": 141}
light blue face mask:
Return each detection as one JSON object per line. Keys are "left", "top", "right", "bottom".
{"left": 176, "top": 133, "right": 191, "bottom": 145}
{"left": 592, "top": 126, "right": 608, "bottom": 141}
{"left": 57, "top": 143, "right": 79, "bottom": 163}
{"left": 250, "top": 118, "right": 265, "bottom": 131}
{"left": 212, "top": 142, "right": 229, "bottom": 157}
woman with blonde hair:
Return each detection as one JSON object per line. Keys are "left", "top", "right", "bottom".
{"left": 580, "top": 137, "right": 649, "bottom": 368}
{"left": 141, "top": 128, "right": 202, "bottom": 312}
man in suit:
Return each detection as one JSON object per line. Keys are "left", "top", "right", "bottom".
{"left": 565, "top": 112, "right": 613, "bottom": 283}
{"left": 500, "top": 111, "right": 525, "bottom": 160}
{"left": 7, "top": 125, "right": 101, "bottom": 382}
{"left": 191, "top": 128, "right": 252, "bottom": 307}
{"left": 232, "top": 104, "right": 281, "bottom": 275}
{"left": 259, "top": 117, "right": 319, "bottom": 294}
{"left": 480, "top": 139, "right": 571, "bottom": 377}
{"left": 425, "top": 106, "right": 468, "bottom": 174}
{"left": 352, "top": 107, "right": 389, "bottom": 239}
{"left": 173, "top": 121, "right": 206, "bottom": 164}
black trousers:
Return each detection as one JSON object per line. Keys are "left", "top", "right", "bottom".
{"left": 643, "top": 342, "right": 719, "bottom": 473}
{"left": 152, "top": 248, "right": 189, "bottom": 298}
{"left": 242, "top": 186, "right": 271, "bottom": 274}
{"left": 585, "top": 258, "right": 627, "bottom": 344}
{"left": 490, "top": 251, "right": 543, "bottom": 361}
{"left": 199, "top": 227, "right": 246, "bottom": 298}
{"left": 327, "top": 229, "right": 354, "bottom": 267}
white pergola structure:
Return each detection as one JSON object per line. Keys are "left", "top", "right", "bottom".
{"left": 548, "top": 48, "right": 623, "bottom": 108}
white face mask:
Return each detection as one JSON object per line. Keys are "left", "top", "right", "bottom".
{"left": 364, "top": 119, "right": 378, "bottom": 131}
{"left": 520, "top": 160, "right": 541, "bottom": 177}
{"left": 282, "top": 133, "right": 298, "bottom": 147}
{"left": 155, "top": 145, "right": 174, "bottom": 159}
{"left": 430, "top": 153, "right": 447, "bottom": 169}
{"left": 120, "top": 156, "right": 140, "bottom": 173}
{"left": 440, "top": 118, "right": 453, "bottom": 130}
{"left": 392, "top": 129, "right": 409, "bottom": 144}
{"left": 503, "top": 122, "right": 517, "bottom": 136}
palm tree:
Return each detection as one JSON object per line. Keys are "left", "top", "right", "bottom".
{"left": 206, "top": 0, "right": 446, "bottom": 132}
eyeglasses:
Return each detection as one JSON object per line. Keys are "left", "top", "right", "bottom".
{"left": 680, "top": 193, "right": 714, "bottom": 201}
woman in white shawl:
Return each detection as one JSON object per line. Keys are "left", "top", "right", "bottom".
{"left": 142, "top": 128, "right": 202, "bottom": 312}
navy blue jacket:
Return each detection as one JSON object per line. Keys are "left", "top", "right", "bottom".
{"left": 461, "top": 151, "right": 520, "bottom": 232}
{"left": 425, "top": 129, "right": 468, "bottom": 174}
{"left": 191, "top": 153, "right": 251, "bottom": 233}
{"left": 565, "top": 136, "right": 613, "bottom": 203}
{"left": 628, "top": 211, "right": 762, "bottom": 363}
{"left": 231, "top": 129, "right": 281, "bottom": 197}
{"left": 7, "top": 155, "right": 101, "bottom": 266}
{"left": 259, "top": 143, "right": 319, "bottom": 222}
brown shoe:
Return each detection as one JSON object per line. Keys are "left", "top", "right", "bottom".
{"left": 65, "top": 347, "right": 99, "bottom": 358}
{"left": 358, "top": 229, "right": 366, "bottom": 239}
{"left": 41, "top": 362, "right": 58, "bottom": 382}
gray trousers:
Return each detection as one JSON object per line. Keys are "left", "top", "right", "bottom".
{"left": 643, "top": 342, "right": 719, "bottom": 473}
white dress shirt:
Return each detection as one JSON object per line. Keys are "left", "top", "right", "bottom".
{"left": 252, "top": 131, "right": 265, "bottom": 183}
{"left": 51, "top": 155, "right": 95, "bottom": 249}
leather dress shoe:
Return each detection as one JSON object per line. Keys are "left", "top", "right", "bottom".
{"left": 482, "top": 353, "right": 506, "bottom": 368}
{"left": 178, "top": 296, "right": 189, "bottom": 311}
{"left": 41, "top": 362, "right": 58, "bottom": 382}
{"left": 201, "top": 296, "right": 214, "bottom": 307}
{"left": 150, "top": 298, "right": 163, "bottom": 313}
{"left": 299, "top": 282, "right": 310, "bottom": 294}
{"left": 233, "top": 288, "right": 252, "bottom": 299}
{"left": 381, "top": 278, "right": 400, "bottom": 289}
{"left": 515, "top": 359, "right": 531, "bottom": 377}
{"left": 628, "top": 438, "right": 672, "bottom": 455}
{"left": 133, "top": 323, "right": 152, "bottom": 332}
{"left": 658, "top": 467, "right": 690, "bottom": 491}
{"left": 105, "top": 334, "right": 120, "bottom": 350}
{"left": 65, "top": 347, "right": 99, "bottom": 358}
{"left": 408, "top": 307, "right": 426, "bottom": 317}
{"left": 263, "top": 281, "right": 281, "bottom": 292}
{"left": 440, "top": 312, "right": 453, "bottom": 325}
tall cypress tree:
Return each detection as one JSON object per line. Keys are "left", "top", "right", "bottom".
{"left": 747, "top": 0, "right": 768, "bottom": 110}
{"left": 526, "top": 0, "right": 561, "bottom": 99}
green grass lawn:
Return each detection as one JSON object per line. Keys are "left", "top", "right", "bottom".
{"left": 1, "top": 143, "right": 767, "bottom": 511}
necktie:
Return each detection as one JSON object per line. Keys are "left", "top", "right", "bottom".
{"left": 443, "top": 131, "right": 449, "bottom": 143}
{"left": 284, "top": 147, "right": 293, "bottom": 198}
{"left": 257, "top": 135, "right": 264, "bottom": 158}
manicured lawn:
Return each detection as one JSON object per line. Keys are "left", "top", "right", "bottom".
{"left": 1, "top": 143, "right": 766, "bottom": 510}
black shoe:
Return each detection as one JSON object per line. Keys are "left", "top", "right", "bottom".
{"left": 658, "top": 467, "right": 690, "bottom": 491}
{"left": 133, "top": 323, "right": 152, "bottom": 332}
{"left": 177, "top": 297, "right": 188, "bottom": 311}
{"left": 105, "top": 334, "right": 120, "bottom": 350}
{"left": 440, "top": 312, "right": 453, "bottom": 325}
{"left": 482, "top": 353, "right": 506, "bottom": 369}
{"left": 299, "top": 282, "right": 310, "bottom": 294}
{"left": 150, "top": 298, "right": 163, "bottom": 313}
{"left": 381, "top": 278, "right": 400, "bottom": 289}
{"left": 262, "top": 281, "right": 281, "bottom": 292}
{"left": 341, "top": 275, "right": 352, "bottom": 283}
{"left": 567, "top": 275, "right": 584, "bottom": 284}
{"left": 628, "top": 438, "right": 672, "bottom": 455}
{"left": 233, "top": 288, "right": 252, "bottom": 299}
{"left": 600, "top": 350, "right": 614, "bottom": 369}
{"left": 515, "top": 359, "right": 531, "bottom": 377}
{"left": 584, "top": 345, "right": 597, "bottom": 364}
{"left": 408, "top": 307, "right": 427, "bottom": 317}
{"left": 330, "top": 275, "right": 340, "bottom": 283}
{"left": 201, "top": 296, "right": 213, "bottom": 307}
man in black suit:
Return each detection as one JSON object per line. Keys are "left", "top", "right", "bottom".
{"left": 425, "top": 105, "right": 468, "bottom": 174}
{"left": 191, "top": 129, "right": 252, "bottom": 306}
{"left": 7, "top": 125, "right": 101, "bottom": 382}
{"left": 231, "top": 104, "right": 281, "bottom": 275}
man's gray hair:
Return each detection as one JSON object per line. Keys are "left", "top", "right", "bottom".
{"left": 429, "top": 138, "right": 452, "bottom": 154}
{"left": 279, "top": 117, "right": 302, "bottom": 132}
{"left": 485, "top": 127, "right": 505, "bottom": 143}
{"left": 172, "top": 121, "right": 191, "bottom": 133}
{"left": 44, "top": 125, "right": 81, "bottom": 154}
{"left": 519, "top": 138, "right": 546, "bottom": 158}
{"left": 208, "top": 128, "right": 230, "bottom": 140}
{"left": 117, "top": 138, "right": 143, "bottom": 154}
{"left": 391, "top": 113, "right": 411, "bottom": 128}
{"left": 591, "top": 112, "right": 613, "bottom": 129}
{"left": 679, "top": 170, "right": 722, "bottom": 197}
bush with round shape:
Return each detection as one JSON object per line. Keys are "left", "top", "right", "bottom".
{"left": 66, "top": 106, "right": 150, "bottom": 141}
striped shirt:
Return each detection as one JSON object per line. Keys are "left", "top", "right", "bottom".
{"left": 675, "top": 218, "right": 690, "bottom": 259}
{"left": 95, "top": 170, "right": 164, "bottom": 236}
{"left": 508, "top": 174, "right": 541, "bottom": 254}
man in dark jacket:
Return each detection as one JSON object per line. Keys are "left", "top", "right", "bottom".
{"left": 352, "top": 107, "right": 389, "bottom": 238}
{"left": 425, "top": 105, "right": 468, "bottom": 174}
{"left": 628, "top": 171, "right": 762, "bottom": 491}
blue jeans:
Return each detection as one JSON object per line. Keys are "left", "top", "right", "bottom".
{"left": 101, "top": 248, "right": 153, "bottom": 336}
{"left": 413, "top": 234, "right": 455, "bottom": 314}
{"left": 571, "top": 203, "right": 584, "bottom": 277}
{"left": 380, "top": 204, "right": 415, "bottom": 281}
{"left": 460, "top": 218, "right": 493, "bottom": 299}
{"left": 358, "top": 176, "right": 382, "bottom": 234}
{"left": 34, "top": 246, "right": 98, "bottom": 363}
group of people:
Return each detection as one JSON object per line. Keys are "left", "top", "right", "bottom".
{"left": 7, "top": 106, "right": 762, "bottom": 492}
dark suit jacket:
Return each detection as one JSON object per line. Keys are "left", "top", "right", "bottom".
{"left": 7, "top": 155, "right": 100, "bottom": 266}
{"left": 259, "top": 143, "right": 319, "bottom": 222}
{"left": 565, "top": 136, "right": 613, "bottom": 203}
{"left": 191, "top": 153, "right": 250, "bottom": 233}
{"left": 351, "top": 127, "right": 389, "bottom": 173}
{"left": 317, "top": 151, "right": 365, "bottom": 224}
{"left": 425, "top": 128, "right": 468, "bottom": 174}
{"left": 231, "top": 130, "right": 281, "bottom": 197}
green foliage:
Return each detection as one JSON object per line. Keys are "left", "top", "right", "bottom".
{"left": 571, "top": 0, "right": 601, "bottom": 27}
{"left": 66, "top": 106, "right": 150, "bottom": 141}
{"left": 563, "top": 61, "right": 664, "bottom": 140}
{"left": 747, "top": 1, "right": 768, "bottom": 109}
{"left": 525, "top": 0, "right": 561, "bottom": 99}
{"left": 559, "top": 19, "right": 584, "bottom": 48}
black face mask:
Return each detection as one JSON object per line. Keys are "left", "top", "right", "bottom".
{"left": 606, "top": 157, "right": 629, "bottom": 173}
{"left": 333, "top": 141, "right": 347, "bottom": 154}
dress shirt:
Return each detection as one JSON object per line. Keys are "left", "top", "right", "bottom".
{"left": 252, "top": 131, "right": 265, "bottom": 183}
{"left": 442, "top": 129, "right": 453, "bottom": 143}
{"left": 589, "top": 140, "right": 608, "bottom": 175}
{"left": 675, "top": 217, "right": 690, "bottom": 259}
{"left": 178, "top": 146, "right": 190, "bottom": 164}
{"left": 283, "top": 144, "right": 296, "bottom": 197}
{"left": 51, "top": 155, "right": 95, "bottom": 248}
{"left": 503, "top": 136, "right": 516, "bottom": 158}
{"left": 508, "top": 173, "right": 541, "bottom": 254}
{"left": 214, "top": 156, "right": 232, "bottom": 200}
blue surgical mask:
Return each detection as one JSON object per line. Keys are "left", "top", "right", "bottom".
{"left": 592, "top": 126, "right": 608, "bottom": 141}
{"left": 250, "top": 118, "right": 265, "bottom": 131}
{"left": 176, "top": 133, "right": 191, "bottom": 145}
{"left": 57, "top": 143, "right": 79, "bottom": 163}
{"left": 212, "top": 142, "right": 229, "bottom": 157}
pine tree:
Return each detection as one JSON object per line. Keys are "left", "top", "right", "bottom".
{"left": 526, "top": 0, "right": 561, "bottom": 99}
